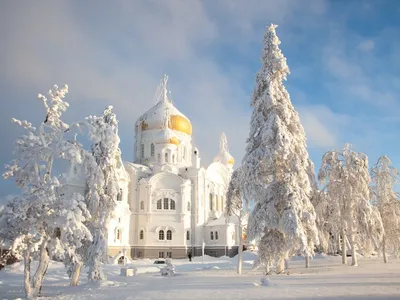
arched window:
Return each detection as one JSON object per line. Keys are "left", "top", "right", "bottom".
{"left": 187, "top": 201, "right": 191, "bottom": 212}
{"left": 116, "top": 229, "right": 121, "bottom": 240}
{"left": 186, "top": 231, "right": 190, "bottom": 240}
{"left": 151, "top": 143, "right": 155, "bottom": 157}
{"left": 166, "top": 230, "right": 172, "bottom": 240}
{"left": 159, "top": 230, "right": 165, "bottom": 240}
{"left": 170, "top": 200, "right": 176, "bottom": 210}
{"left": 117, "top": 189, "right": 122, "bottom": 201}
{"left": 157, "top": 199, "right": 162, "bottom": 209}
{"left": 210, "top": 231, "right": 214, "bottom": 240}
{"left": 140, "top": 201, "right": 144, "bottom": 210}
{"left": 163, "top": 198, "right": 169, "bottom": 209}
{"left": 215, "top": 231, "right": 219, "bottom": 240}
{"left": 165, "top": 152, "right": 169, "bottom": 163}
{"left": 140, "top": 230, "right": 144, "bottom": 240}
{"left": 158, "top": 153, "right": 161, "bottom": 163}
{"left": 172, "top": 154, "right": 175, "bottom": 163}
{"left": 141, "top": 144, "right": 144, "bottom": 158}
{"left": 209, "top": 193, "right": 213, "bottom": 211}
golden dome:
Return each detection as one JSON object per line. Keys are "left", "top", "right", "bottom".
{"left": 168, "top": 137, "right": 181, "bottom": 146}
{"left": 169, "top": 115, "right": 192, "bottom": 135}
{"left": 136, "top": 76, "right": 192, "bottom": 136}
{"left": 227, "top": 157, "right": 235, "bottom": 165}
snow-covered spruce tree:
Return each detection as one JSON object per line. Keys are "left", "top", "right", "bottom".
{"left": 0, "top": 85, "right": 91, "bottom": 297}
{"left": 226, "top": 166, "right": 249, "bottom": 275}
{"left": 82, "top": 106, "right": 121, "bottom": 282}
{"left": 371, "top": 155, "right": 400, "bottom": 262}
{"left": 318, "top": 144, "right": 384, "bottom": 266}
{"left": 243, "top": 24, "right": 319, "bottom": 274}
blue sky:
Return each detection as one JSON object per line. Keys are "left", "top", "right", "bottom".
{"left": 0, "top": 0, "right": 399, "bottom": 200}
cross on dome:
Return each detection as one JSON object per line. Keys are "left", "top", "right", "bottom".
{"left": 220, "top": 132, "right": 229, "bottom": 153}
{"left": 155, "top": 74, "right": 171, "bottom": 104}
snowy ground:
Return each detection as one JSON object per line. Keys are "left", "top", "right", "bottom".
{"left": 1, "top": 252, "right": 400, "bottom": 299}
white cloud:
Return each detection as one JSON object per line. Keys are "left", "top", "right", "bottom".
{"left": 0, "top": 0, "right": 328, "bottom": 171}
{"left": 297, "top": 105, "right": 348, "bottom": 149}
{"left": 357, "top": 39, "right": 375, "bottom": 51}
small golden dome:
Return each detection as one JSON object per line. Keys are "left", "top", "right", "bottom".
{"left": 169, "top": 115, "right": 192, "bottom": 135}
{"left": 141, "top": 120, "right": 149, "bottom": 130}
{"left": 227, "top": 157, "right": 235, "bottom": 165}
{"left": 168, "top": 137, "right": 181, "bottom": 146}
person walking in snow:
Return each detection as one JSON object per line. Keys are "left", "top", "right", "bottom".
{"left": 188, "top": 252, "right": 192, "bottom": 262}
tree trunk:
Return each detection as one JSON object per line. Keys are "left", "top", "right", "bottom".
{"left": 349, "top": 232, "right": 358, "bottom": 266}
{"left": 341, "top": 227, "right": 347, "bottom": 265}
{"left": 71, "top": 260, "right": 83, "bottom": 286}
{"left": 382, "top": 236, "right": 388, "bottom": 264}
{"left": 265, "top": 263, "right": 270, "bottom": 275}
{"left": 305, "top": 255, "right": 310, "bottom": 268}
{"left": 24, "top": 251, "right": 32, "bottom": 299}
{"left": 33, "top": 240, "right": 50, "bottom": 296}
{"left": 276, "top": 256, "right": 285, "bottom": 274}
{"left": 237, "top": 223, "right": 243, "bottom": 275}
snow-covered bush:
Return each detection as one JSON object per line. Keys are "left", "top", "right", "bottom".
{"left": 160, "top": 258, "right": 176, "bottom": 276}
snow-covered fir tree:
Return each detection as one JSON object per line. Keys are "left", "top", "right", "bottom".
{"left": 243, "top": 24, "right": 318, "bottom": 274}
{"left": 0, "top": 85, "right": 91, "bottom": 297}
{"left": 226, "top": 166, "right": 248, "bottom": 275}
{"left": 82, "top": 106, "right": 121, "bottom": 282}
{"left": 371, "top": 155, "right": 400, "bottom": 262}
{"left": 319, "top": 144, "right": 384, "bottom": 266}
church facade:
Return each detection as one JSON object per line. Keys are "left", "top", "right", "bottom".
{"left": 66, "top": 76, "right": 240, "bottom": 259}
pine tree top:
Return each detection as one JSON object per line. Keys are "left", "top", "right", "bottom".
{"left": 251, "top": 24, "right": 290, "bottom": 107}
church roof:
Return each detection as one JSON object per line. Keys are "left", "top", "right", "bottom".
{"left": 136, "top": 75, "right": 192, "bottom": 137}
{"left": 213, "top": 132, "right": 234, "bottom": 166}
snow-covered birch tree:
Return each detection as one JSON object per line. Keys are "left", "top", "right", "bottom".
{"left": 371, "top": 155, "right": 400, "bottom": 262}
{"left": 319, "top": 144, "right": 384, "bottom": 266}
{"left": 243, "top": 24, "right": 318, "bottom": 274}
{"left": 0, "top": 85, "right": 91, "bottom": 297}
{"left": 226, "top": 166, "right": 248, "bottom": 275}
{"left": 82, "top": 106, "right": 121, "bottom": 282}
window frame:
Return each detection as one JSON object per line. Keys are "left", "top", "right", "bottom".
{"left": 163, "top": 198, "right": 169, "bottom": 210}
{"left": 166, "top": 230, "right": 172, "bottom": 240}
{"left": 210, "top": 231, "right": 214, "bottom": 240}
{"left": 170, "top": 199, "right": 176, "bottom": 210}
{"left": 141, "top": 143, "right": 145, "bottom": 159}
{"left": 139, "top": 230, "right": 144, "bottom": 240}
{"left": 159, "top": 230, "right": 165, "bottom": 240}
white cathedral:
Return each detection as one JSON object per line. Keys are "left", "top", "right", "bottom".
{"left": 65, "top": 76, "right": 240, "bottom": 259}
